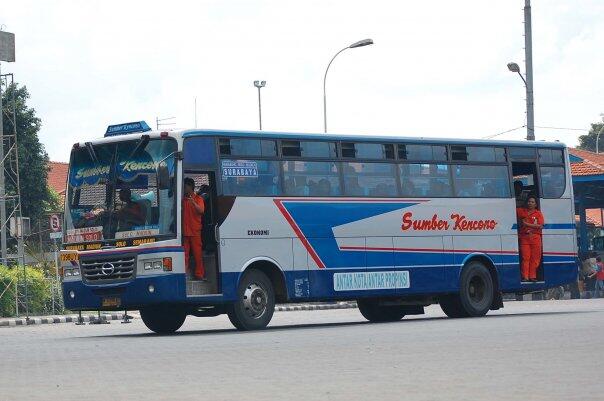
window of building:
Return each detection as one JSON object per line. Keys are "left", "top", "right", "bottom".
{"left": 221, "top": 159, "right": 281, "bottom": 196}
{"left": 540, "top": 166, "right": 566, "bottom": 198}
{"left": 282, "top": 161, "right": 340, "bottom": 196}
{"left": 453, "top": 165, "right": 511, "bottom": 198}
{"left": 281, "top": 140, "right": 337, "bottom": 158}
{"left": 399, "top": 164, "right": 452, "bottom": 197}
{"left": 218, "top": 138, "right": 276, "bottom": 157}
{"left": 342, "top": 162, "right": 397, "bottom": 196}
{"left": 398, "top": 144, "right": 447, "bottom": 161}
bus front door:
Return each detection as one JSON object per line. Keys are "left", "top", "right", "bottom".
{"left": 184, "top": 172, "right": 220, "bottom": 296}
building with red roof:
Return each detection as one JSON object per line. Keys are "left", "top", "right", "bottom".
{"left": 47, "top": 161, "right": 68, "bottom": 203}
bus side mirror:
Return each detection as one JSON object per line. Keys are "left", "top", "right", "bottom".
{"left": 157, "top": 161, "right": 170, "bottom": 190}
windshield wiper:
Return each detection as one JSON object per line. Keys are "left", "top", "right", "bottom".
{"left": 84, "top": 142, "right": 100, "bottom": 165}
{"left": 126, "top": 134, "right": 150, "bottom": 160}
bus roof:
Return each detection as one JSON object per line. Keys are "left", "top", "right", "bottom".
{"left": 83, "top": 128, "right": 566, "bottom": 149}
{"left": 180, "top": 128, "right": 566, "bottom": 148}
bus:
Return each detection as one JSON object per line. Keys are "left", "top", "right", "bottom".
{"left": 61, "top": 122, "right": 578, "bottom": 333}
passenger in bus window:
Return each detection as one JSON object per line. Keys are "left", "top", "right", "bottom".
{"left": 183, "top": 177, "right": 206, "bottom": 280}
{"left": 295, "top": 176, "right": 309, "bottom": 195}
{"left": 346, "top": 176, "right": 365, "bottom": 196}
{"left": 315, "top": 178, "right": 332, "bottom": 196}
{"left": 517, "top": 195, "right": 544, "bottom": 282}
{"left": 115, "top": 188, "right": 146, "bottom": 230}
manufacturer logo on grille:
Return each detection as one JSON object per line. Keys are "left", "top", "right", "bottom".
{"left": 101, "top": 263, "right": 115, "bottom": 276}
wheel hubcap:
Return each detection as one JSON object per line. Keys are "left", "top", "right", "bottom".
{"left": 242, "top": 283, "right": 267, "bottom": 319}
{"left": 469, "top": 275, "right": 486, "bottom": 304}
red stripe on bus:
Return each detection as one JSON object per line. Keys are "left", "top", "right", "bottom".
{"left": 273, "top": 200, "right": 326, "bottom": 269}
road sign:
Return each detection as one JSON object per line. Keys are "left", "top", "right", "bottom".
{"left": 49, "top": 214, "right": 61, "bottom": 232}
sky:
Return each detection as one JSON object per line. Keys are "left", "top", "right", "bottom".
{"left": 2, "top": 0, "right": 603, "bottom": 162}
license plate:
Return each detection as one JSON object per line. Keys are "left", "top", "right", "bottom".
{"left": 60, "top": 252, "right": 78, "bottom": 262}
{"left": 102, "top": 297, "right": 121, "bottom": 308}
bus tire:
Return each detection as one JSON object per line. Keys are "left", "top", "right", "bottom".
{"left": 439, "top": 295, "right": 468, "bottom": 318}
{"left": 441, "top": 261, "right": 494, "bottom": 318}
{"left": 357, "top": 299, "right": 406, "bottom": 322}
{"left": 140, "top": 306, "right": 186, "bottom": 334}
{"left": 227, "top": 269, "right": 275, "bottom": 331}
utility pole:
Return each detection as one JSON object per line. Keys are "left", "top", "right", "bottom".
{"left": 0, "top": 30, "right": 16, "bottom": 264}
{"left": 524, "top": 0, "right": 535, "bottom": 141}
{"left": 0, "top": 58, "right": 6, "bottom": 264}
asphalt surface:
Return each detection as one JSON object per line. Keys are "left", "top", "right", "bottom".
{"left": 2, "top": 299, "right": 603, "bottom": 401}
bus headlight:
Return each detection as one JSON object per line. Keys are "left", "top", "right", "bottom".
{"left": 64, "top": 269, "right": 72, "bottom": 277}
{"left": 144, "top": 261, "right": 153, "bottom": 270}
{"left": 72, "top": 268, "right": 80, "bottom": 276}
{"left": 152, "top": 260, "right": 162, "bottom": 270}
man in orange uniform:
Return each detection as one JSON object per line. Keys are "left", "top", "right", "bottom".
{"left": 516, "top": 195, "right": 544, "bottom": 282}
{"left": 183, "top": 177, "right": 205, "bottom": 280}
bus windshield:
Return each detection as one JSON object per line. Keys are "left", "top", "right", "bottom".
{"left": 65, "top": 138, "right": 177, "bottom": 244}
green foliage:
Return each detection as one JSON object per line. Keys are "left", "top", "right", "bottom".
{"left": 0, "top": 265, "right": 55, "bottom": 317}
{"left": 577, "top": 121, "right": 604, "bottom": 152}
{"left": 1, "top": 83, "right": 53, "bottom": 227}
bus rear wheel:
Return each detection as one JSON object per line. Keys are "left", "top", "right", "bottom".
{"left": 441, "top": 261, "right": 494, "bottom": 318}
{"left": 140, "top": 306, "right": 187, "bottom": 334}
{"left": 227, "top": 269, "right": 275, "bottom": 331}
{"left": 357, "top": 299, "right": 406, "bottom": 322}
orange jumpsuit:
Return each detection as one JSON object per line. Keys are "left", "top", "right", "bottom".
{"left": 183, "top": 193, "right": 205, "bottom": 279}
{"left": 516, "top": 208, "right": 544, "bottom": 280}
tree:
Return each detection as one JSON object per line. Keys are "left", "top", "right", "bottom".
{"left": 1, "top": 83, "right": 56, "bottom": 232}
{"left": 577, "top": 120, "right": 604, "bottom": 152}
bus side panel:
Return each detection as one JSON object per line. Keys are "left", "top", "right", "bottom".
{"left": 499, "top": 234, "right": 521, "bottom": 290}
{"left": 393, "top": 235, "right": 446, "bottom": 293}
{"left": 540, "top": 198, "right": 577, "bottom": 287}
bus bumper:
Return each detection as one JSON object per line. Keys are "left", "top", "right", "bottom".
{"left": 62, "top": 274, "right": 186, "bottom": 311}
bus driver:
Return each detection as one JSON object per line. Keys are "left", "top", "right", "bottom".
{"left": 183, "top": 177, "right": 206, "bottom": 280}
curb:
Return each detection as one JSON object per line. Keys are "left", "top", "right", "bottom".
{"left": 0, "top": 313, "right": 127, "bottom": 328}
{"left": 275, "top": 302, "right": 357, "bottom": 312}
{"left": 0, "top": 302, "right": 359, "bottom": 328}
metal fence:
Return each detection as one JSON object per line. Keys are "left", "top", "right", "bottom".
{"left": 0, "top": 275, "right": 64, "bottom": 318}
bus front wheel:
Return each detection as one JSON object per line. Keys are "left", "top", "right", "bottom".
{"left": 357, "top": 299, "right": 406, "bottom": 322}
{"left": 140, "top": 306, "right": 186, "bottom": 334}
{"left": 440, "top": 261, "right": 494, "bottom": 318}
{"left": 227, "top": 269, "right": 275, "bottom": 330}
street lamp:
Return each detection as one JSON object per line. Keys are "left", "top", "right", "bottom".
{"left": 595, "top": 113, "right": 604, "bottom": 154}
{"left": 323, "top": 38, "right": 374, "bottom": 133}
{"left": 254, "top": 80, "right": 266, "bottom": 130}
{"left": 507, "top": 61, "right": 535, "bottom": 141}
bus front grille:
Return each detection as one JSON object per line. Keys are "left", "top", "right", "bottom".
{"left": 80, "top": 255, "right": 136, "bottom": 283}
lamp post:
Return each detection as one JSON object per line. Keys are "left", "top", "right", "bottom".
{"left": 323, "top": 38, "right": 373, "bottom": 133}
{"left": 595, "top": 114, "right": 604, "bottom": 154}
{"left": 254, "top": 80, "right": 266, "bottom": 130}
{"left": 507, "top": 62, "right": 535, "bottom": 141}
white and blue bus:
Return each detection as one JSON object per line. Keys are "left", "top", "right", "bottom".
{"left": 61, "top": 123, "right": 577, "bottom": 333}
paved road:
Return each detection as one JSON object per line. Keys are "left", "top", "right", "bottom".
{"left": 2, "top": 299, "right": 603, "bottom": 401}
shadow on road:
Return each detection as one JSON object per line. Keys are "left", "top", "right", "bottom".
{"left": 76, "top": 309, "right": 597, "bottom": 340}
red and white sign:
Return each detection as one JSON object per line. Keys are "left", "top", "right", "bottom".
{"left": 49, "top": 214, "right": 62, "bottom": 232}
{"left": 66, "top": 226, "right": 103, "bottom": 243}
